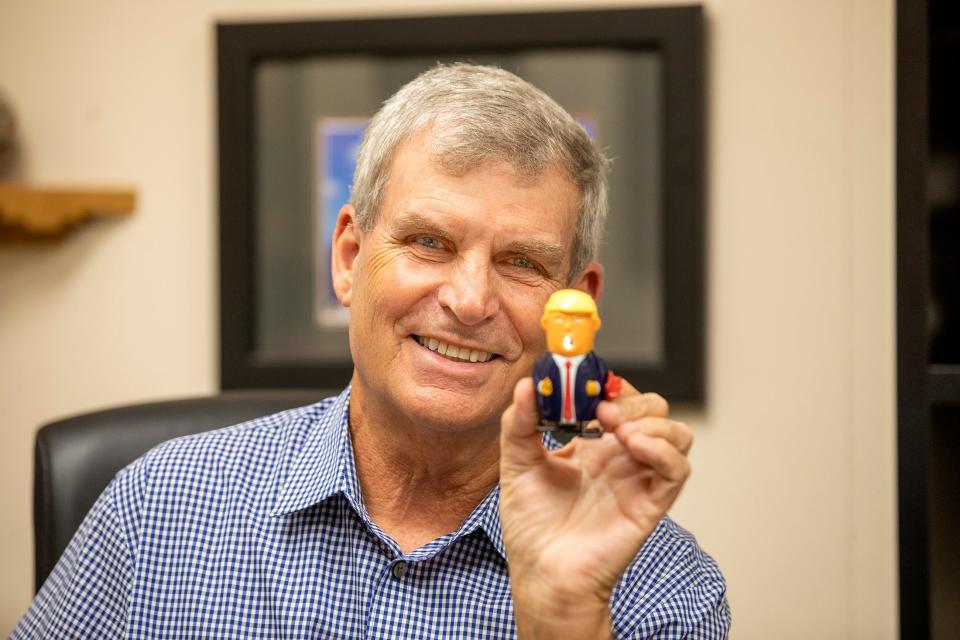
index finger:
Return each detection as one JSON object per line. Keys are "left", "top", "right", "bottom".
{"left": 615, "top": 418, "right": 694, "bottom": 455}
{"left": 596, "top": 383, "right": 670, "bottom": 429}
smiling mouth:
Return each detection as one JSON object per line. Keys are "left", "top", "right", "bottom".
{"left": 412, "top": 335, "right": 500, "bottom": 363}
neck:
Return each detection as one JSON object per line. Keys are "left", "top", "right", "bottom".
{"left": 348, "top": 376, "right": 501, "bottom": 554}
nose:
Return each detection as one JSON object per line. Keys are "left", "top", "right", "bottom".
{"left": 437, "top": 257, "right": 500, "bottom": 326}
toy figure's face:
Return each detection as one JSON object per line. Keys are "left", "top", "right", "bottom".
{"left": 541, "top": 311, "right": 600, "bottom": 356}
{"left": 331, "top": 130, "right": 602, "bottom": 433}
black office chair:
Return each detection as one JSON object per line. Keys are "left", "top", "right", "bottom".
{"left": 33, "top": 389, "right": 334, "bottom": 592}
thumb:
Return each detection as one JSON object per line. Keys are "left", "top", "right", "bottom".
{"left": 500, "top": 377, "right": 545, "bottom": 469}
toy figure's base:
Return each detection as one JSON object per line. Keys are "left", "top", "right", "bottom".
{"left": 537, "top": 421, "right": 603, "bottom": 439}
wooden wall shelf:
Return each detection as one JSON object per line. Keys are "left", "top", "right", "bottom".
{"left": 0, "top": 184, "right": 136, "bottom": 241}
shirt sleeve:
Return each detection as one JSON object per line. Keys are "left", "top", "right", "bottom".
{"left": 612, "top": 518, "right": 732, "bottom": 639}
{"left": 12, "top": 471, "right": 138, "bottom": 639}
{"left": 627, "top": 575, "right": 731, "bottom": 639}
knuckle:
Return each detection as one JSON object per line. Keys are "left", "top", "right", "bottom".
{"left": 675, "top": 421, "right": 694, "bottom": 446}
{"left": 644, "top": 393, "right": 669, "bottom": 415}
{"left": 634, "top": 416, "right": 656, "bottom": 431}
{"left": 650, "top": 436, "right": 672, "bottom": 457}
{"left": 620, "top": 379, "right": 641, "bottom": 396}
{"left": 628, "top": 431, "right": 652, "bottom": 455}
{"left": 619, "top": 420, "right": 643, "bottom": 437}
{"left": 627, "top": 429, "right": 647, "bottom": 447}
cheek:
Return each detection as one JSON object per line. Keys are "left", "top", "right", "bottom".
{"left": 575, "top": 326, "right": 592, "bottom": 345}
{"left": 354, "top": 249, "right": 444, "bottom": 323}
{"left": 508, "top": 299, "right": 549, "bottom": 355}
{"left": 358, "top": 245, "right": 405, "bottom": 292}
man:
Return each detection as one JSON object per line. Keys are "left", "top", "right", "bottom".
{"left": 15, "top": 63, "right": 729, "bottom": 638}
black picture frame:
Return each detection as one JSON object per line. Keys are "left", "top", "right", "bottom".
{"left": 218, "top": 6, "right": 705, "bottom": 400}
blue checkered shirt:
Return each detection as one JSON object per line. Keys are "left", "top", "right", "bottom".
{"left": 15, "top": 387, "right": 730, "bottom": 638}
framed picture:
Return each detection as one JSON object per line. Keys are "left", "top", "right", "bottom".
{"left": 218, "top": 6, "right": 705, "bottom": 400}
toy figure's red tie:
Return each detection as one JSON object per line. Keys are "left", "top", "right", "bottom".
{"left": 563, "top": 360, "right": 573, "bottom": 421}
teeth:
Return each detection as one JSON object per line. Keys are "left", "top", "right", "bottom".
{"left": 415, "top": 335, "right": 493, "bottom": 363}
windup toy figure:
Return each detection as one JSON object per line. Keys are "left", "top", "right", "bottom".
{"left": 534, "top": 289, "right": 622, "bottom": 438}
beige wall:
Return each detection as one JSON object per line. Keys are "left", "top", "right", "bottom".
{"left": 0, "top": 0, "right": 895, "bottom": 636}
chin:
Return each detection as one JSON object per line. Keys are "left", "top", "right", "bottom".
{"left": 400, "top": 383, "right": 504, "bottom": 433}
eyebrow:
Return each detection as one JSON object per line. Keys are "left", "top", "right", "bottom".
{"left": 390, "top": 212, "right": 452, "bottom": 239}
{"left": 504, "top": 238, "right": 566, "bottom": 267}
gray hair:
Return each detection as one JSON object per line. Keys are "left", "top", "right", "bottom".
{"left": 350, "top": 63, "right": 609, "bottom": 280}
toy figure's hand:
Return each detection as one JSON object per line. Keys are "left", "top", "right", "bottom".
{"left": 604, "top": 372, "right": 622, "bottom": 399}
{"left": 536, "top": 378, "right": 553, "bottom": 397}
{"left": 585, "top": 380, "right": 601, "bottom": 396}
{"left": 499, "top": 377, "right": 692, "bottom": 638}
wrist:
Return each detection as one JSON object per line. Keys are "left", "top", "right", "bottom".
{"left": 511, "top": 581, "right": 612, "bottom": 640}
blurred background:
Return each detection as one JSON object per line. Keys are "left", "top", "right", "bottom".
{"left": 0, "top": 0, "right": 895, "bottom": 637}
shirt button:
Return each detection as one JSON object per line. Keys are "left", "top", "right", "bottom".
{"left": 391, "top": 562, "right": 407, "bottom": 579}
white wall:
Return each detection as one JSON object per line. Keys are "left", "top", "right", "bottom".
{"left": 0, "top": 0, "right": 895, "bottom": 636}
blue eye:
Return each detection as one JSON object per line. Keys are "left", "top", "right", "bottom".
{"left": 417, "top": 235, "right": 442, "bottom": 249}
{"left": 511, "top": 256, "right": 536, "bottom": 270}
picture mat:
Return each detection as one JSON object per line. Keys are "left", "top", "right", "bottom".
{"left": 254, "top": 48, "right": 662, "bottom": 366}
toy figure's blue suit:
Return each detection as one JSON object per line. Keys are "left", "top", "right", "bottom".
{"left": 534, "top": 351, "right": 612, "bottom": 438}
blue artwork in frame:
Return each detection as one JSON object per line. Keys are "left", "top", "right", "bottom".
{"left": 314, "top": 117, "right": 368, "bottom": 328}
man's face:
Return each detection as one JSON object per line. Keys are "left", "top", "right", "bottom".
{"left": 542, "top": 311, "right": 600, "bottom": 357}
{"left": 332, "top": 135, "right": 601, "bottom": 433}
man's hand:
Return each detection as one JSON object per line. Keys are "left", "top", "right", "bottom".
{"left": 499, "top": 377, "right": 693, "bottom": 639}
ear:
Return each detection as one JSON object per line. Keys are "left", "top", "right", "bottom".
{"left": 331, "top": 204, "right": 362, "bottom": 308}
{"left": 570, "top": 261, "right": 604, "bottom": 330}
{"left": 569, "top": 260, "right": 604, "bottom": 303}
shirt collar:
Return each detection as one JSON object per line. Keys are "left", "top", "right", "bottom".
{"left": 268, "top": 383, "right": 513, "bottom": 562}
{"left": 474, "top": 433, "right": 565, "bottom": 562}
{"left": 551, "top": 353, "right": 587, "bottom": 369}
{"left": 476, "top": 486, "right": 506, "bottom": 560}
{"left": 269, "top": 385, "right": 358, "bottom": 517}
